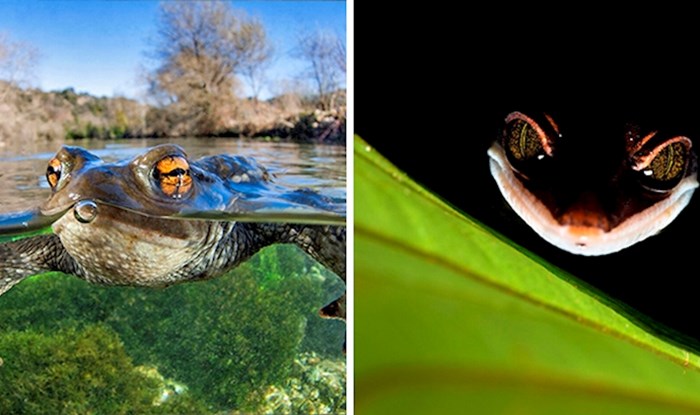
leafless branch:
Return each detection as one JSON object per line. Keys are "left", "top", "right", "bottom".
{"left": 293, "top": 29, "right": 346, "bottom": 110}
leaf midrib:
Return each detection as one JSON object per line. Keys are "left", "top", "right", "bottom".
{"left": 356, "top": 365, "right": 700, "bottom": 413}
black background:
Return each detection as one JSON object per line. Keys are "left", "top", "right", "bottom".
{"left": 356, "top": 8, "right": 700, "bottom": 349}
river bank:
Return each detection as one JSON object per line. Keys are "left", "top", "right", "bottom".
{"left": 0, "top": 82, "right": 346, "bottom": 149}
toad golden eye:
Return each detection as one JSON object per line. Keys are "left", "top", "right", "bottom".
{"left": 153, "top": 156, "right": 192, "bottom": 198}
{"left": 46, "top": 157, "right": 62, "bottom": 190}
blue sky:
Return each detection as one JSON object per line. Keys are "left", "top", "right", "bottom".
{"left": 0, "top": 1, "right": 346, "bottom": 100}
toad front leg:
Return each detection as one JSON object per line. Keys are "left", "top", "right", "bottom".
{"left": 0, "top": 235, "right": 78, "bottom": 296}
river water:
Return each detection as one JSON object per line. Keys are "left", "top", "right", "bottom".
{"left": 0, "top": 137, "right": 346, "bottom": 213}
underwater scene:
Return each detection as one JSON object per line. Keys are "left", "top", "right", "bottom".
{"left": 0, "top": 138, "right": 346, "bottom": 414}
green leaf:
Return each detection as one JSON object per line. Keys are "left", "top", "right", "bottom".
{"left": 354, "top": 135, "right": 700, "bottom": 414}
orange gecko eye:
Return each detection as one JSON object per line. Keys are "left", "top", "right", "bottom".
{"left": 46, "top": 157, "right": 63, "bottom": 190}
{"left": 153, "top": 155, "right": 193, "bottom": 198}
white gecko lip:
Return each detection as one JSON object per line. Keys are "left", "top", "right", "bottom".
{"left": 488, "top": 142, "right": 699, "bottom": 256}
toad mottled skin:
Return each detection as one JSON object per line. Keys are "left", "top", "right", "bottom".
{"left": 0, "top": 144, "right": 346, "bottom": 319}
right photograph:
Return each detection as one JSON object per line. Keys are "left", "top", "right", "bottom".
{"left": 354, "top": 64, "right": 700, "bottom": 413}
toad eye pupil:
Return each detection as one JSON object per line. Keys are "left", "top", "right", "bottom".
{"left": 154, "top": 156, "right": 193, "bottom": 198}
{"left": 160, "top": 168, "right": 188, "bottom": 177}
{"left": 46, "top": 158, "right": 63, "bottom": 189}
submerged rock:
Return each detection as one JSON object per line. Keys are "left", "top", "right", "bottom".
{"left": 257, "top": 352, "right": 346, "bottom": 414}
{"left": 136, "top": 366, "right": 188, "bottom": 406}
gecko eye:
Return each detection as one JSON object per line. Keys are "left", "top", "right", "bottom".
{"left": 153, "top": 155, "right": 193, "bottom": 198}
{"left": 633, "top": 137, "right": 692, "bottom": 193}
{"left": 502, "top": 111, "right": 557, "bottom": 180}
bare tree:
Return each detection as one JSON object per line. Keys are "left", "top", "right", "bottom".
{"left": 0, "top": 33, "right": 39, "bottom": 101}
{"left": 293, "top": 29, "right": 346, "bottom": 110}
{"left": 236, "top": 17, "right": 273, "bottom": 104}
{"left": 332, "top": 30, "right": 346, "bottom": 76}
{"left": 148, "top": 1, "right": 273, "bottom": 135}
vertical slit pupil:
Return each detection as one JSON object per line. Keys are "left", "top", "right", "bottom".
{"left": 506, "top": 119, "right": 543, "bottom": 161}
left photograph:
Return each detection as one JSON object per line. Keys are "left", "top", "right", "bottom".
{"left": 0, "top": 1, "right": 347, "bottom": 414}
